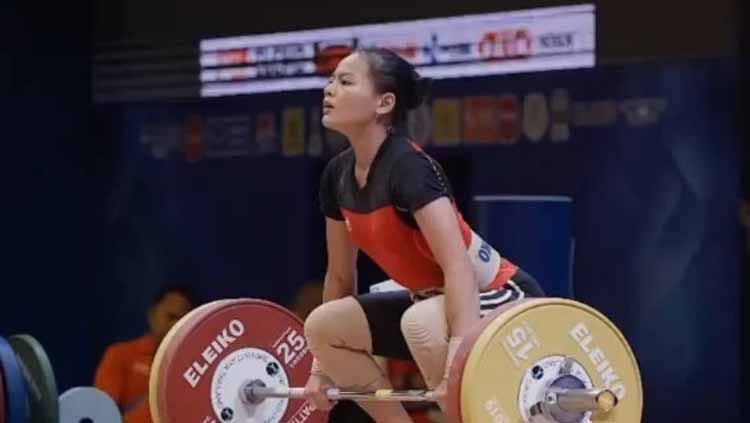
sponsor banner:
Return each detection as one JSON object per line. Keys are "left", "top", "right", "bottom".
{"left": 200, "top": 4, "right": 595, "bottom": 97}
{"left": 431, "top": 98, "right": 462, "bottom": 146}
{"left": 463, "top": 96, "right": 500, "bottom": 144}
{"left": 282, "top": 108, "right": 306, "bottom": 157}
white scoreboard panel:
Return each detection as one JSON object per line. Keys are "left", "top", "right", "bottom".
{"left": 199, "top": 4, "right": 595, "bottom": 97}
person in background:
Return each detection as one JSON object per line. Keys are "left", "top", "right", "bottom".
{"left": 94, "top": 284, "right": 198, "bottom": 423}
{"left": 288, "top": 279, "right": 325, "bottom": 322}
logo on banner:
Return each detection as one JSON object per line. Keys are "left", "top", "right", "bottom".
{"left": 202, "top": 115, "right": 252, "bottom": 159}
{"left": 620, "top": 98, "right": 668, "bottom": 126}
{"left": 522, "top": 93, "right": 549, "bottom": 142}
{"left": 141, "top": 122, "right": 181, "bottom": 159}
{"left": 463, "top": 96, "right": 499, "bottom": 144}
{"left": 478, "top": 29, "right": 533, "bottom": 60}
{"left": 282, "top": 107, "right": 306, "bottom": 156}
{"left": 183, "top": 114, "right": 205, "bottom": 163}
{"left": 408, "top": 102, "right": 433, "bottom": 147}
{"left": 431, "top": 98, "right": 461, "bottom": 146}
{"left": 308, "top": 106, "right": 323, "bottom": 157}
{"left": 538, "top": 32, "right": 575, "bottom": 49}
{"left": 314, "top": 44, "right": 354, "bottom": 76}
{"left": 549, "top": 89, "right": 571, "bottom": 142}
{"left": 573, "top": 100, "right": 619, "bottom": 127}
{"left": 497, "top": 94, "right": 520, "bottom": 145}
{"left": 255, "top": 112, "right": 278, "bottom": 155}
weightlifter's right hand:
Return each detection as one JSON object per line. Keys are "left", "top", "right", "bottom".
{"left": 303, "top": 373, "right": 337, "bottom": 411}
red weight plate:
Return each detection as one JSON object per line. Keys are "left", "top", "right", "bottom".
{"left": 152, "top": 300, "right": 235, "bottom": 423}
{"left": 498, "top": 94, "right": 520, "bottom": 144}
{"left": 159, "top": 298, "right": 326, "bottom": 423}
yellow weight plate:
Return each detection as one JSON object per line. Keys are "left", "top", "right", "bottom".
{"left": 460, "top": 298, "right": 642, "bottom": 423}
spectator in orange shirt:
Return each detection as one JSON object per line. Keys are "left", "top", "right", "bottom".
{"left": 95, "top": 284, "right": 198, "bottom": 423}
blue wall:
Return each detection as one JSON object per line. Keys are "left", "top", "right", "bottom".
{"left": 2, "top": 0, "right": 112, "bottom": 392}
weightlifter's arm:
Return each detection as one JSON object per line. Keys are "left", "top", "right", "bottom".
{"left": 413, "top": 197, "right": 479, "bottom": 410}
{"left": 414, "top": 197, "right": 480, "bottom": 339}
{"left": 322, "top": 217, "right": 359, "bottom": 302}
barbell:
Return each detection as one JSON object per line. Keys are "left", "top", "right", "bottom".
{"left": 149, "top": 297, "right": 642, "bottom": 423}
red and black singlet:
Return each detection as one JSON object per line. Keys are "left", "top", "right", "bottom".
{"left": 319, "top": 134, "right": 518, "bottom": 292}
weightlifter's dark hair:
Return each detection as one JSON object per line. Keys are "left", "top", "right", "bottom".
{"left": 355, "top": 47, "right": 432, "bottom": 128}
